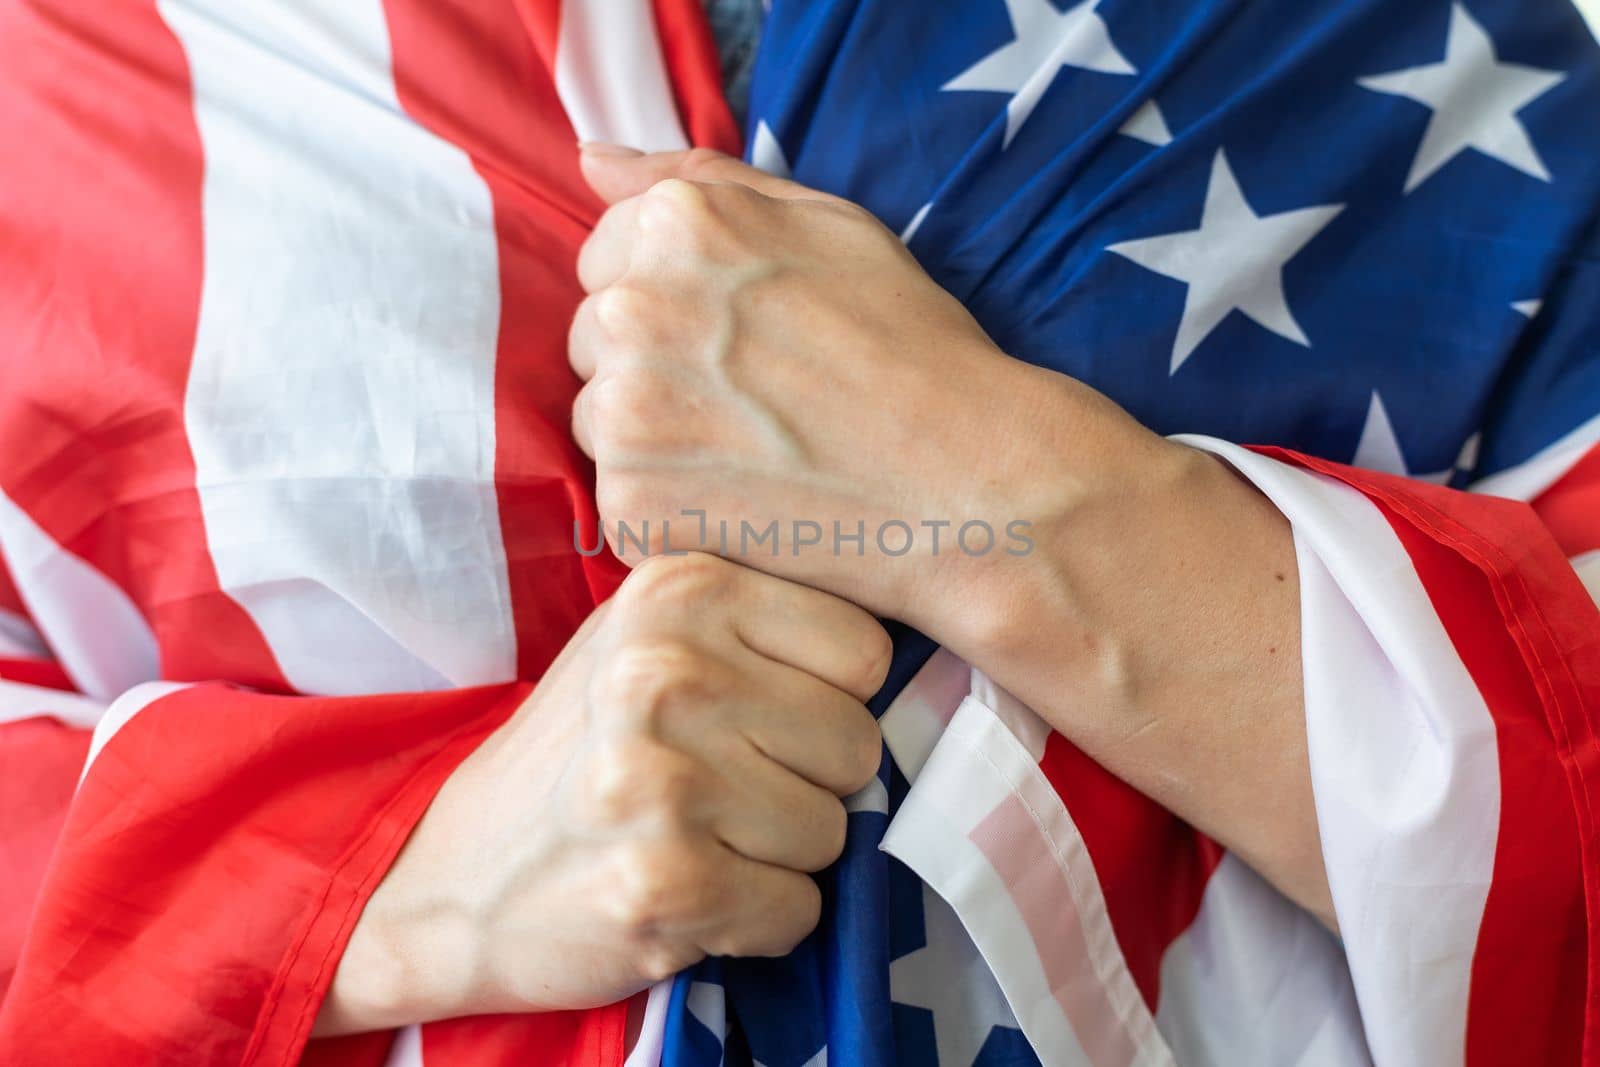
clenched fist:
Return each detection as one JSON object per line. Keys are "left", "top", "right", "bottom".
{"left": 568, "top": 145, "right": 1153, "bottom": 648}
{"left": 316, "top": 554, "right": 889, "bottom": 1033}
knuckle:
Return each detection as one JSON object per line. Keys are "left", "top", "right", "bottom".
{"left": 764, "top": 877, "right": 823, "bottom": 956}
{"left": 592, "top": 284, "right": 673, "bottom": 346}
{"left": 679, "top": 147, "right": 729, "bottom": 179}
{"left": 852, "top": 621, "right": 894, "bottom": 698}
{"left": 580, "top": 738, "right": 696, "bottom": 827}
{"left": 590, "top": 285, "right": 643, "bottom": 340}
{"left": 842, "top": 716, "right": 883, "bottom": 794}
{"left": 636, "top": 944, "right": 701, "bottom": 984}
{"left": 584, "top": 371, "right": 660, "bottom": 432}
{"left": 643, "top": 177, "right": 714, "bottom": 229}
{"left": 594, "top": 474, "right": 648, "bottom": 531}
{"left": 623, "top": 552, "right": 736, "bottom": 609}
{"left": 598, "top": 637, "right": 713, "bottom": 734}
{"left": 609, "top": 847, "right": 679, "bottom": 935}
{"left": 610, "top": 842, "right": 721, "bottom": 935}
{"left": 811, "top": 799, "right": 849, "bottom": 871}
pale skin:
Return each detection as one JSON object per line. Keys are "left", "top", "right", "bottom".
{"left": 315, "top": 144, "right": 1329, "bottom": 1035}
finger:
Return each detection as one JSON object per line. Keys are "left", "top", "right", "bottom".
{"left": 576, "top": 194, "right": 644, "bottom": 294}
{"left": 725, "top": 657, "right": 884, "bottom": 798}
{"left": 697, "top": 852, "right": 822, "bottom": 959}
{"left": 728, "top": 569, "right": 894, "bottom": 704}
{"left": 567, "top": 290, "right": 609, "bottom": 382}
{"left": 579, "top": 143, "right": 840, "bottom": 205}
{"left": 570, "top": 380, "right": 595, "bottom": 459}
{"left": 705, "top": 745, "right": 850, "bottom": 872}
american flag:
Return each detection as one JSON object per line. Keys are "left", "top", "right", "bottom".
{"left": 1, "top": 1, "right": 1597, "bottom": 1065}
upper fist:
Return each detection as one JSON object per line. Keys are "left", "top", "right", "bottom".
{"left": 568, "top": 145, "right": 1054, "bottom": 638}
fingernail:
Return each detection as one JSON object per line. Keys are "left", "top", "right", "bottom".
{"left": 579, "top": 142, "right": 643, "bottom": 158}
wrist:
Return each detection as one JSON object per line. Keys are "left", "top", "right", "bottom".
{"left": 933, "top": 382, "right": 1228, "bottom": 732}
{"left": 314, "top": 704, "right": 548, "bottom": 1036}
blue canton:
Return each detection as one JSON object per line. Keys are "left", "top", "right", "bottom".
{"left": 665, "top": 2, "right": 1600, "bottom": 1065}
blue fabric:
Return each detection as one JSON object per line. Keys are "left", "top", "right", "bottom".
{"left": 667, "top": 2, "right": 1600, "bottom": 1064}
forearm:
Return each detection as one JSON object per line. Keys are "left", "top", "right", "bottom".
{"left": 936, "top": 372, "right": 1333, "bottom": 926}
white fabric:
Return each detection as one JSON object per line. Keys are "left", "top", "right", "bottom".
{"left": 556, "top": 0, "right": 690, "bottom": 151}
{"left": 1575, "top": 548, "right": 1600, "bottom": 603}
{"left": 0, "top": 487, "right": 159, "bottom": 700}
{"left": 883, "top": 674, "right": 1170, "bottom": 1067}
{"left": 1155, "top": 856, "right": 1367, "bottom": 1066}
{"left": 0, "top": 680, "right": 104, "bottom": 731}
{"left": 1180, "top": 436, "right": 1499, "bottom": 1067}
{"left": 162, "top": 0, "right": 516, "bottom": 696}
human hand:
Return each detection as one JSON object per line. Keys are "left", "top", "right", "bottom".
{"left": 569, "top": 145, "right": 1155, "bottom": 646}
{"left": 315, "top": 553, "right": 889, "bottom": 1033}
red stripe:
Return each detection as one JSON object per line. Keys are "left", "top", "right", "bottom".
{"left": 1532, "top": 442, "right": 1600, "bottom": 560}
{"left": 1258, "top": 448, "right": 1600, "bottom": 1065}
{"left": 651, "top": 0, "right": 744, "bottom": 152}
{"left": 1037, "top": 736, "right": 1223, "bottom": 1010}
{"left": 0, "top": 682, "right": 529, "bottom": 1064}
{"left": 380, "top": 3, "right": 702, "bottom": 1060}
{"left": 0, "top": 0, "right": 284, "bottom": 691}
{"left": 384, "top": 0, "right": 629, "bottom": 685}
{"left": 0, "top": 658, "right": 73, "bottom": 692}
{"left": 0, "top": 718, "right": 90, "bottom": 1001}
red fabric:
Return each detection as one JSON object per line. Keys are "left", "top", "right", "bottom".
{"left": 652, "top": 0, "right": 745, "bottom": 155}
{"left": 0, "top": 0, "right": 732, "bottom": 1063}
{"left": 1533, "top": 443, "right": 1600, "bottom": 560}
{"left": 0, "top": 717, "right": 90, "bottom": 1000}
{"left": 1256, "top": 447, "right": 1600, "bottom": 1065}
{"left": 1037, "top": 736, "right": 1223, "bottom": 1009}
{"left": 0, "top": 683, "right": 530, "bottom": 1065}
{"left": 0, "top": 0, "right": 285, "bottom": 691}
{"left": 0, "top": 658, "right": 72, "bottom": 691}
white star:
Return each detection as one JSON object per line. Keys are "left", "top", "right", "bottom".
{"left": 1119, "top": 99, "right": 1172, "bottom": 146}
{"left": 890, "top": 884, "right": 1019, "bottom": 1067}
{"left": 1512, "top": 298, "right": 1543, "bottom": 319}
{"left": 1351, "top": 392, "right": 1454, "bottom": 483}
{"left": 1358, "top": 3, "right": 1564, "bottom": 194}
{"left": 1107, "top": 150, "right": 1343, "bottom": 373}
{"left": 751, "top": 120, "right": 792, "bottom": 179}
{"left": 943, "top": 0, "right": 1136, "bottom": 148}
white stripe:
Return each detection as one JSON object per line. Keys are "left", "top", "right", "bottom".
{"left": 1573, "top": 549, "right": 1600, "bottom": 604}
{"left": 382, "top": 1024, "right": 424, "bottom": 1067}
{"left": 1468, "top": 412, "right": 1600, "bottom": 501}
{"left": 1155, "top": 856, "right": 1368, "bottom": 1066}
{"left": 884, "top": 688, "right": 1172, "bottom": 1067}
{"left": 1182, "top": 437, "right": 1499, "bottom": 1067}
{"left": 878, "top": 646, "right": 974, "bottom": 781}
{"left": 623, "top": 981, "right": 673, "bottom": 1067}
{"left": 0, "top": 487, "right": 159, "bottom": 700}
{"left": 80, "top": 681, "right": 193, "bottom": 779}
{"left": 162, "top": 0, "right": 516, "bottom": 696}
{"left": 556, "top": 0, "right": 687, "bottom": 151}
{"left": 0, "top": 680, "right": 105, "bottom": 731}
{"left": 0, "top": 606, "right": 48, "bottom": 660}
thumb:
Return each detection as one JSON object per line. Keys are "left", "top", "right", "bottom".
{"left": 578, "top": 143, "right": 832, "bottom": 205}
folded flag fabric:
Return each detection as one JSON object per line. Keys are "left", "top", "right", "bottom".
{"left": 0, "top": 1, "right": 1597, "bottom": 1065}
